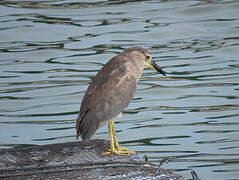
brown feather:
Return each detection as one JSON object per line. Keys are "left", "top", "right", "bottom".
{"left": 76, "top": 47, "right": 147, "bottom": 140}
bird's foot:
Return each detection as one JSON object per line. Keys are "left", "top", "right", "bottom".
{"left": 102, "top": 146, "right": 136, "bottom": 155}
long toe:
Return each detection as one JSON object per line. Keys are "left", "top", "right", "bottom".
{"left": 102, "top": 147, "right": 136, "bottom": 155}
{"left": 116, "top": 147, "right": 136, "bottom": 154}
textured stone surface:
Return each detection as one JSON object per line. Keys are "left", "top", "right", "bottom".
{"left": 0, "top": 139, "right": 185, "bottom": 180}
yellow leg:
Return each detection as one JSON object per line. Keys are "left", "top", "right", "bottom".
{"left": 111, "top": 120, "right": 120, "bottom": 148}
{"left": 102, "top": 120, "right": 135, "bottom": 155}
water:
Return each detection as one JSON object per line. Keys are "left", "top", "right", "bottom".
{"left": 0, "top": 0, "right": 239, "bottom": 179}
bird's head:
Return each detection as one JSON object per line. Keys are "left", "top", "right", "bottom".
{"left": 124, "top": 47, "right": 166, "bottom": 76}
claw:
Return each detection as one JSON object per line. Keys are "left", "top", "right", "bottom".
{"left": 102, "top": 146, "right": 136, "bottom": 155}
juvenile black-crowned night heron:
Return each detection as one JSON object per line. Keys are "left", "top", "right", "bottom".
{"left": 76, "top": 47, "right": 166, "bottom": 155}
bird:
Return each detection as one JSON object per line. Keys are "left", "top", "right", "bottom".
{"left": 76, "top": 47, "right": 166, "bottom": 155}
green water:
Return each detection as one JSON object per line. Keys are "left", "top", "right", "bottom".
{"left": 0, "top": 0, "right": 239, "bottom": 179}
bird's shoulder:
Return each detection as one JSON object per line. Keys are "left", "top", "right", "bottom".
{"left": 88, "top": 54, "right": 135, "bottom": 94}
{"left": 80, "top": 54, "right": 137, "bottom": 111}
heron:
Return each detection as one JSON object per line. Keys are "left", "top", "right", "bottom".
{"left": 76, "top": 47, "right": 166, "bottom": 155}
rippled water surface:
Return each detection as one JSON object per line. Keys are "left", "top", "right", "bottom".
{"left": 1, "top": 0, "right": 239, "bottom": 179}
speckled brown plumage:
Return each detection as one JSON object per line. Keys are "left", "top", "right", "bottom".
{"left": 76, "top": 47, "right": 165, "bottom": 142}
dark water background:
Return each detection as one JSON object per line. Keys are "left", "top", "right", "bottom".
{"left": 0, "top": 0, "right": 239, "bottom": 179}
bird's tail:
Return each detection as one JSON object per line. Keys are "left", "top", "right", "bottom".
{"left": 76, "top": 113, "right": 84, "bottom": 139}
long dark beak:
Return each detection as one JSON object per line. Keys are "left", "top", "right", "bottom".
{"left": 151, "top": 61, "right": 166, "bottom": 76}
{"left": 145, "top": 57, "right": 166, "bottom": 76}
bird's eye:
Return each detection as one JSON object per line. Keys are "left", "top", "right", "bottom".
{"left": 145, "top": 55, "right": 151, "bottom": 61}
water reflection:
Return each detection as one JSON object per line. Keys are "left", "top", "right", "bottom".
{"left": 1, "top": 0, "right": 239, "bottom": 179}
